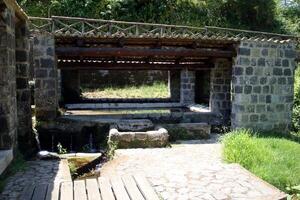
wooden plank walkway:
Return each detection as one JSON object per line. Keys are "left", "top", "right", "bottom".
{"left": 19, "top": 175, "right": 160, "bottom": 200}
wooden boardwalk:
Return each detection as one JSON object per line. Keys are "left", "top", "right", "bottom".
{"left": 19, "top": 174, "right": 160, "bottom": 200}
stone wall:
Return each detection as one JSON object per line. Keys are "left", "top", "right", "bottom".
{"left": 0, "top": 3, "right": 17, "bottom": 149}
{"left": 210, "top": 59, "right": 232, "bottom": 123}
{"left": 33, "top": 35, "right": 58, "bottom": 121}
{"left": 15, "top": 21, "right": 33, "bottom": 153}
{"left": 231, "top": 41, "right": 297, "bottom": 133}
{"left": 180, "top": 69, "right": 195, "bottom": 106}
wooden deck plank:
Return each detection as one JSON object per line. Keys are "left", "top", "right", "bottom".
{"left": 122, "top": 175, "right": 145, "bottom": 200}
{"left": 60, "top": 181, "right": 73, "bottom": 200}
{"left": 98, "top": 177, "right": 115, "bottom": 200}
{"left": 86, "top": 178, "right": 101, "bottom": 200}
{"left": 74, "top": 180, "right": 87, "bottom": 200}
{"left": 19, "top": 184, "right": 35, "bottom": 200}
{"left": 134, "top": 174, "right": 160, "bottom": 200}
{"left": 32, "top": 184, "right": 48, "bottom": 200}
{"left": 110, "top": 177, "right": 130, "bottom": 200}
{"left": 45, "top": 183, "right": 60, "bottom": 200}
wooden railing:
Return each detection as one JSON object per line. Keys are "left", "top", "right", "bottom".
{"left": 29, "top": 16, "right": 300, "bottom": 44}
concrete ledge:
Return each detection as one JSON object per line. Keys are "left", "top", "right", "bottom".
{"left": 65, "top": 103, "right": 182, "bottom": 109}
{"left": 0, "top": 149, "right": 13, "bottom": 175}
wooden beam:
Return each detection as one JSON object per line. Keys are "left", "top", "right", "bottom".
{"left": 57, "top": 61, "right": 213, "bottom": 70}
{"left": 56, "top": 47, "right": 234, "bottom": 58}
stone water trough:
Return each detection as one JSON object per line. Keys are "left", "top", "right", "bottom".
{"left": 108, "top": 120, "right": 169, "bottom": 148}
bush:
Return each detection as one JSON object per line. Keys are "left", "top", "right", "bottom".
{"left": 293, "top": 65, "right": 300, "bottom": 131}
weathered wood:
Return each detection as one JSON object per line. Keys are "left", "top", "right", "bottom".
{"left": 32, "top": 184, "right": 48, "bottom": 200}
{"left": 45, "top": 184, "right": 60, "bottom": 200}
{"left": 60, "top": 181, "right": 73, "bottom": 200}
{"left": 98, "top": 177, "right": 115, "bottom": 200}
{"left": 56, "top": 47, "right": 234, "bottom": 58}
{"left": 19, "top": 184, "right": 35, "bottom": 200}
{"left": 57, "top": 62, "right": 213, "bottom": 70}
{"left": 74, "top": 180, "right": 87, "bottom": 200}
{"left": 86, "top": 178, "right": 101, "bottom": 200}
{"left": 122, "top": 175, "right": 145, "bottom": 200}
{"left": 134, "top": 174, "right": 160, "bottom": 200}
{"left": 110, "top": 177, "right": 131, "bottom": 200}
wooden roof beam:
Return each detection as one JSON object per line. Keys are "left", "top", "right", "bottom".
{"left": 56, "top": 47, "right": 235, "bottom": 58}
{"left": 57, "top": 61, "right": 214, "bottom": 70}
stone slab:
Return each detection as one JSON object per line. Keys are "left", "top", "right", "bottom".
{"left": 108, "top": 126, "right": 169, "bottom": 148}
{"left": 0, "top": 149, "right": 13, "bottom": 175}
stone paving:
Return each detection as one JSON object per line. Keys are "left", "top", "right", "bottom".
{"left": 0, "top": 160, "right": 71, "bottom": 200}
{"left": 101, "top": 135, "right": 286, "bottom": 200}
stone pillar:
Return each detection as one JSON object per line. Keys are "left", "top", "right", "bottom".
{"left": 0, "top": 3, "right": 17, "bottom": 149}
{"left": 61, "top": 70, "right": 81, "bottom": 103}
{"left": 210, "top": 59, "right": 232, "bottom": 122}
{"left": 180, "top": 68, "right": 195, "bottom": 106}
{"left": 33, "top": 35, "right": 58, "bottom": 121}
{"left": 16, "top": 21, "right": 34, "bottom": 153}
{"left": 231, "top": 41, "right": 297, "bottom": 133}
{"left": 168, "top": 70, "right": 180, "bottom": 102}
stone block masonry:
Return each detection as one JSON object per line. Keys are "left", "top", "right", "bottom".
{"left": 0, "top": 3, "right": 17, "bottom": 149}
{"left": 33, "top": 34, "right": 58, "bottom": 121}
{"left": 180, "top": 68, "right": 195, "bottom": 105}
{"left": 210, "top": 59, "right": 232, "bottom": 123}
{"left": 231, "top": 41, "right": 297, "bottom": 133}
{"left": 16, "top": 21, "right": 34, "bottom": 153}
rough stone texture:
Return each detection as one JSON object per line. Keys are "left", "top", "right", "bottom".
{"left": 0, "top": 159, "right": 72, "bottom": 200}
{"left": 180, "top": 68, "right": 195, "bottom": 105}
{"left": 15, "top": 21, "right": 34, "bottom": 153}
{"left": 114, "top": 119, "right": 154, "bottom": 131}
{"left": 232, "top": 41, "right": 297, "bottom": 133}
{"left": 109, "top": 126, "right": 169, "bottom": 148}
{"left": 33, "top": 34, "right": 58, "bottom": 120}
{"left": 101, "top": 136, "right": 286, "bottom": 200}
{"left": 0, "top": 3, "right": 17, "bottom": 149}
{"left": 168, "top": 70, "right": 181, "bottom": 102}
{"left": 170, "top": 123, "right": 211, "bottom": 139}
{"left": 210, "top": 59, "right": 232, "bottom": 123}
{"left": 61, "top": 70, "right": 81, "bottom": 103}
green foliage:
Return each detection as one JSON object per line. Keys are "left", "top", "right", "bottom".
{"left": 18, "top": 0, "right": 291, "bottom": 32}
{"left": 107, "top": 140, "right": 118, "bottom": 160}
{"left": 277, "top": 0, "right": 300, "bottom": 34}
{"left": 57, "top": 142, "right": 67, "bottom": 154}
{"left": 82, "top": 82, "right": 169, "bottom": 99}
{"left": 68, "top": 162, "right": 78, "bottom": 177}
{"left": 222, "top": 129, "right": 300, "bottom": 194}
{"left": 293, "top": 66, "right": 300, "bottom": 132}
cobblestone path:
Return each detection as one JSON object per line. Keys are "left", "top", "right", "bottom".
{"left": 0, "top": 160, "right": 71, "bottom": 200}
{"left": 101, "top": 135, "right": 286, "bottom": 200}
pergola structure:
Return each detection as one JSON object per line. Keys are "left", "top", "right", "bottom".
{"left": 30, "top": 16, "right": 299, "bottom": 71}
{"left": 27, "top": 15, "right": 300, "bottom": 133}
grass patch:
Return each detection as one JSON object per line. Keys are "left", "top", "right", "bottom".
{"left": 81, "top": 82, "right": 169, "bottom": 99}
{"left": 0, "top": 152, "right": 27, "bottom": 192}
{"left": 221, "top": 129, "right": 300, "bottom": 195}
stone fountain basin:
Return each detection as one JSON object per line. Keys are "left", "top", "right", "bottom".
{"left": 108, "top": 125, "right": 169, "bottom": 148}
